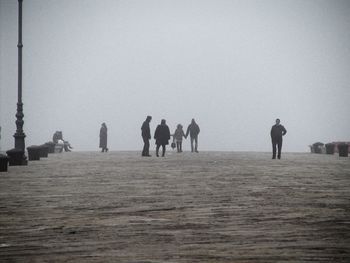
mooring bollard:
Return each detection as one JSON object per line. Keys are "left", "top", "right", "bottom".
{"left": 27, "top": 146, "right": 41, "bottom": 161}
{"left": 338, "top": 144, "right": 349, "bottom": 157}
{"left": 6, "top": 148, "right": 26, "bottom": 166}
{"left": 0, "top": 154, "right": 9, "bottom": 172}
{"left": 39, "top": 145, "right": 49, "bottom": 158}
{"left": 325, "top": 143, "right": 335, "bottom": 155}
{"left": 45, "top": 142, "right": 55, "bottom": 154}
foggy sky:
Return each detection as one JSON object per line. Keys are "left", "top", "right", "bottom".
{"left": 1, "top": 0, "right": 350, "bottom": 152}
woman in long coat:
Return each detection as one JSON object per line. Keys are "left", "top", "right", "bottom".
{"left": 99, "top": 123, "right": 108, "bottom": 152}
{"left": 154, "top": 119, "right": 170, "bottom": 157}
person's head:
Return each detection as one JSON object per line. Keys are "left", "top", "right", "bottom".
{"left": 146, "top": 115, "right": 152, "bottom": 122}
{"left": 102, "top": 122, "right": 106, "bottom": 127}
{"left": 161, "top": 119, "right": 166, "bottom": 125}
{"left": 177, "top": 124, "right": 182, "bottom": 129}
{"left": 275, "top": 118, "right": 280, "bottom": 125}
{"left": 191, "top": 118, "right": 196, "bottom": 124}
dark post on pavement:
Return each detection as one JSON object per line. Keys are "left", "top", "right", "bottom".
{"left": 6, "top": 0, "right": 28, "bottom": 166}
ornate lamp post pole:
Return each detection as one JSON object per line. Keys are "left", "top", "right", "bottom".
{"left": 15, "top": 0, "right": 25, "bottom": 150}
{"left": 7, "top": 0, "right": 27, "bottom": 165}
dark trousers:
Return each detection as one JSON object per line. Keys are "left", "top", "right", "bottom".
{"left": 176, "top": 141, "right": 182, "bottom": 152}
{"left": 142, "top": 137, "right": 150, "bottom": 156}
{"left": 190, "top": 136, "right": 198, "bottom": 152}
{"left": 156, "top": 144, "right": 166, "bottom": 157}
{"left": 272, "top": 137, "right": 283, "bottom": 159}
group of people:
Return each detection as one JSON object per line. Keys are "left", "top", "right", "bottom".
{"left": 98, "top": 117, "right": 287, "bottom": 159}
{"left": 141, "top": 116, "right": 200, "bottom": 157}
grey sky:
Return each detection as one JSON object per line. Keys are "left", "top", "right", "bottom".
{"left": 1, "top": 0, "right": 349, "bottom": 152}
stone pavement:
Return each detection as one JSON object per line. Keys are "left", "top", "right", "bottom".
{"left": 0, "top": 151, "right": 349, "bottom": 262}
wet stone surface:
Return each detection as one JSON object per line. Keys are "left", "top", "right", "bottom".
{"left": 0, "top": 151, "right": 349, "bottom": 262}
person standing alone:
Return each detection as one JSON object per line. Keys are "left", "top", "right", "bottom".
{"left": 141, "top": 116, "right": 152, "bottom": 157}
{"left": 186, "top": 118, "right": 200, "bottom": 153}
{"left": 270, "top": 118, "right": 287, "bottom": 159}
{"left": 99, "top": 123, "right": 108, "bottom": 152}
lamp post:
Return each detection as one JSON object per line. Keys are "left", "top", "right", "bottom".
{"left": 7, "top": 0, "right": 27, "bottom": 165}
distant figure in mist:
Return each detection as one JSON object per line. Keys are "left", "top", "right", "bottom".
{"left": 141, "top": 116, "right": 152, "bottom": 157}
{"left": 173, "top": 124, "right": 186, "bottom": 153}
{"left": 52, "top": 131, "right": 73, "bottom": 152}
{"left": 154, "top": 119, "right": 171, "bottom": 157}
{"left": 270, "top": 118, "right": 287, "bottom": 159}
{"left": 99, "top": 123, "right": 108, "bottom": 152}
{"left": 186, "top": 119, "right": 200, "bottom": 153}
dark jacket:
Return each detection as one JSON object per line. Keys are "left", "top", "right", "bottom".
{"left": 270, "top": 124, "right": 287, "bottom": 139}
{"left": 154, "top": 124, "right": 171, "bottom": 145}
{"left": 99, "top": 126, "right": 107, "bottom": 148}
{"left": 186, "top": 123, "right": 200, "bottom": 138}
{"left": 141, "top": 121, "right": 151, "bottom": 139}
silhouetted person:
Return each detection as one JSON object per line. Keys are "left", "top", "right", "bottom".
{"left": 270, "top": 118, "right": 287, "bottom": 159}
{"left": 99, "top": 123, "right": 108, "bottom": 152}
{"left": 154, "top": 119, "right": 171, "bottom": 157}
{"left": 173, "top": 124, "right": 186, "bottom": 153}
{"left": 186, "top": 118, "right": 200, "bottom": 153}
{"left": 53, "top": 131, "right": 73, "bottom": 152}
{"left": 141, "top": 116, "right": 152, "bottom": 157}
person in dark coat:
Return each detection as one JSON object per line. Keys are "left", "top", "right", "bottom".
{"left": 141, "top": 116, "right": 152, "bottom": 157}
{"left": 270, "top": 118, "right": 287, "bottom": 159}
{"left": 185, "top": 118, "right": 200, "bottom": 153}
{"left": 99, "top": 123, "right": 108, "bottom": 152}
{"left": 154, "top": 119, "right": 171, "bottom": 157}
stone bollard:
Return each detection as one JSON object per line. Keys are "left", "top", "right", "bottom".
{"left": 45, "top": 142, "right": 55, "bottom": 154}
{"left": 39, "top": 145, "right": 49, "bottom": 158}
{"left": 0, "top": 154, "right": 9, "bottom": 172}
{"left": 6, "top": 148, "right": 27, "bottom": 166}
{"left": 325, "top": 143, "right": 335, "bottom": 155}
{"left": 27, "top": 146, "right": 41, "bottom": 161}
{"left": 338, "top": 144, "right": 349, "bottom": 157}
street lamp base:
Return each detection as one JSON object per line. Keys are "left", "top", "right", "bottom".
{"left": 6, "top": 148, "right": 28, "bottom": 166}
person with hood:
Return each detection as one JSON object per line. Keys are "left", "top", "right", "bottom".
{"left": 173, "top": 124, "right": 186, "bottom": 153}
{"left": 141, "top": 116, "right": 152, "bottom": 157}
{"left": 154, "top": 119, "right": 171, "bottom": 157}
{"left": 185, "top": 118, "right": 200, "bottom": 153}
{"left": 270, "top": 118, "right": 287, "bottom": 159}
{"left": 99, "top": 123, "right": 108, "bottom": 152}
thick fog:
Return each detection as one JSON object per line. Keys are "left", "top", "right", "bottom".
{"left": 1, "top": 0, "right": 349, "bottom": 152}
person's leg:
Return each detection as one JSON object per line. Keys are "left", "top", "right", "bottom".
{"left": 145, "top": 139, "right": 150, "bottom": 156}
{"left": 162, "top": 144, "right": 166, "bottom": 157}
{"left": 190, "top": 137, "right": 194, "bottom": 152}
{"left": 64, "top": 143, "right": 70, "bottom": 152}
{"left": 277, "top": 137, "right": 283, "bottom": 159}
{"left": 156, "top": 144, "right": 160, "bottom": 157}
{"left": 194, "top": 136, "right": 198, "bottom": 152}
{"left": 272, "top": 139, "right": 277, "bottom": 159}
{"left": 142, "top": 137, "right": 148, "bottom": 156}
{"left": 176, "top": 142, "right": 180, "bottom": 152}
{"left": 179, "top": 141, "right": 182, "bottom": 152}
{"left": 142, "top": 137, "right": 146, "bottom": 156}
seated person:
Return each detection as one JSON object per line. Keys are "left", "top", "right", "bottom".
{"left": 53, "top": 131, "right": 73, "bottom": 152}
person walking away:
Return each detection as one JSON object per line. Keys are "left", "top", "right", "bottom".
{"left": 141, "top": 116, "right": 152, "bottom": 157}
{"left": 173, "top": 124, "right": 186, "bottom": 153}
{"left": 270, "top": 118, "right": 287, "bottom": 159}
{"left": 154, "top": 119, "right": 171, "bottom": 157}
{"left": 186, "top": 118, "right": 200, "bottom": 153}
{"left": 99, "top": 123, "right": 108, "bottom": 152}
